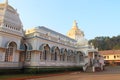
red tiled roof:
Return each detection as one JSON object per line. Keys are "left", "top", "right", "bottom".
{"left": 99, "top": 50, "right": 120, "bottom": 55}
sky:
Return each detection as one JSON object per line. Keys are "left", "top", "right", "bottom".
{"left": 1, "top": 0, "right": 120, "bottom": 40}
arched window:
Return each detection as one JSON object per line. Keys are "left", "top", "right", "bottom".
{"left": 43, "top": 44, "right": 50, "bottom": 60}
{"left": 5, "top": 42, "right": 17, "bottom": 62}
{"left": 54, "top": 47, "right": 60, "bottom": 61}
{"left": 73, "top": 56, "right": 76, "bottom": 63}
{"left": 43, "top": 50, "right": 47, "bottom": 60}
{"left": 59, "top": 54, "right": 62, "bottom": 61}
{"left": 26, "top": 52, "right": 31, "bottom": 61}
{"left": 67, "top": 56, "right": 70, "bottom": 62}
{"left": 77, "top": 51, "right": 84, "bottom": 62}
{"left": 67, "top": 50, "right": 73, "bottom": 62}
{"left": 63, "top": 54, "right": 66, "bottom": 61}
{"left": 51, "top": 53, "right": 54, "bottom": 61}
{"left": 40, "top": 52, "right": 42, "bottom": 60}
{"left": 60, "top": 48, "right": 67, "bottom": 62}
{"left": 54, "top": 52, "right": 57, "bottom": 60}
{"left": 19, "top": 44, "right": 27, "bottom": 62}
{"left": 79, "top": 53, "right": 84, "bottom": 62}
{"left": 63, "top": 49, "right": 67, "bottom": 62}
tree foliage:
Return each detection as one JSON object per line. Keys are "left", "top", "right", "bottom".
{"left": 89, "top": 35, "right": 120, "bottom": 50}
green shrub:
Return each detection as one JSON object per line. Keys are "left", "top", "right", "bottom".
{"left": 0, "top": 67, "right": 83, "bottom": 74}
{"left": 0, "top": 69, "right": 22, "bottom": 75}
{"left": 23, "top": 67, "right": 83, "bottom": 74}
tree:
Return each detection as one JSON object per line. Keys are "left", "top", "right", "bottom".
{"left": 89, "top": 35, "right": 120, "bottom": 50}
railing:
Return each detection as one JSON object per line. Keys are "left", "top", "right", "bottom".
{"left": 82, "top": 63, "right": 89, "bottom": 71}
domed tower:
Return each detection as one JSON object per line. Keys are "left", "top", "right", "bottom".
{"left": 0, "top": 0, "right": 23, "bottom": 52}
{"left": 0, "top": 0, "right": 24, "bottom": 68}
{"left": 0, "top": 0, "right": 23, "bottom": 36}
{"left": 67, "top": 20, "right": 88, "bottom": 46}
{"left": 67, "top": 20, "right": 84, "bottom": 41}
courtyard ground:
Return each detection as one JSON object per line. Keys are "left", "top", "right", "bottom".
{"left": 35, "top": 73, "right": 120, "bottom": 80}
{"left": 34, "top": 66, "right": 120, "bottom": 80}
{"left": 1, "top": 66, "right": 120, "bottom": 80}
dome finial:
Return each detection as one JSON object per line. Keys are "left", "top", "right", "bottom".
{"left": 4, "top": 0, "right": 8, "bottom": 4}
{"left": 72, "top": 20, "right": 78, "bottom": 29}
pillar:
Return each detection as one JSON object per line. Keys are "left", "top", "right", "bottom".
{"left": 92, "top": 52, "right": 95, "bottom": 72}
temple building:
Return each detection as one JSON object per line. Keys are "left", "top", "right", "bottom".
{"left": 0, "top": 0, "right": 102, "bottom": 72}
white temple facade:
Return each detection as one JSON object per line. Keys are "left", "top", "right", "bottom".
{"left": 0, "top": 0, "right": 102, "bottom": 72}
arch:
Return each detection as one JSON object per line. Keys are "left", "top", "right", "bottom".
{"left": 5, "top": 41, "right": 17, "bottom": 49}
{"left": 39, "top": 44, "right": 46, "bottom": 51}
{"left": 54, "top": 47, "right": 60, "bottom": 53}
{"left": 44, "top": 44, "right": 50, "bottom": 51}
{"left": 20, "top": 43, "right": 26, "bottom": 51}
{"left": 26, "top": 43, "right": 32, "bottom": 51}
{"left": 67, "top": 49, "right": 73, "bottom": 56}
{"left": 61, "top": 48, "right": 67, "bottom": 54}
{"left": 8, "top": 42, "right": 17, "bottom": 48}
{"left": 61, "top": 48, "right": 65, "bottom": 54}
{"left": 19, "top": 43, "right": 32, "bottom": 62}
{"left": 54, "top": 47, "right": 60, "bottom": 61}
{"left": 73, "top": 51, "right": 77, "bottom": 55}
{"left": 5, "top": 41, "right": 17, "bottom": 62}
{"left": 60, "top": 48, "right": 67, "bottom": 61}
{"left": 62, "top": 49, "right": 67, "bottom": 61}
{"left": 40, "top": 44, "right": 50, "bottom": 60}
{"left": 19, "top": 43, "right": 27, "bottom": 62}
{"left": 20, "top": 42, "right": 32, "bottom": 51}
{"left": 51, "top": 46, "right": 59, "bottom": 53}
{"left": 77, "top": 51, "right": 85, "bottom": 56}
{"left": 51, "top": 46, "right": 60, "bottom": 61}
{"left": 62, "top": 49, "right": 67, "bottom": 57}
{"left": 77, "top": 51, "right": 85, "bottom": 62}
{"left": 39, "top": 44, "right": 50, "bottom": 51}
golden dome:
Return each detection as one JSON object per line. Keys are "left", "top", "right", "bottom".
{"left": 67, "top": 20, "right": 84, "bottom": 40}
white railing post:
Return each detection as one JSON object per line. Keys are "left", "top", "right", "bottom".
{"left": 92, "top": 52, "right": 95, "bottom": 72}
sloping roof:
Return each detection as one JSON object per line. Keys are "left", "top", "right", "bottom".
{"left": 38, "top": 26, "right": 76, "bottom": 42}
{"left": 99, "top": 50, "right": 120, "bottom": 55}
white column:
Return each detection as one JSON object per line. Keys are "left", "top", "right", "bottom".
{"left": 92, "top": 52, "right": 95, "bottom": 72}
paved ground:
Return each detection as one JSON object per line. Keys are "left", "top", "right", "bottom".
{"left": 34, "top": 73, "right": 120, "bottom": 80}
{"left": 33, "top": 66, "right": 120, "bottom": 80}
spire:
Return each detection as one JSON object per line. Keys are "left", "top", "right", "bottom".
{"left": 4, "top": 0, "right": 8, "bottom": 5}
{"left": 72, "top": 20, "right": 78, "bottom": 29}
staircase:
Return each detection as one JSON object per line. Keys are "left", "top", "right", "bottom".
{"left": 85, "top": 66, "right": 93, "bottom": 72}
{"left": 82, "top": 62, "right": 94, "bottom": 72}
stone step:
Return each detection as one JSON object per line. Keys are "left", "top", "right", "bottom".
{"left": 85, "top": 67, "right": 93, "bottom": 72}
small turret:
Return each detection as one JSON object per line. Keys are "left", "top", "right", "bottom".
{"left": 0, "top": 0, "right": 23, "bottom": 36}
{"left": 67, "top": 20, "right": 84, "bottom": 40}
{"left": 4, "top": 0, "right": 8, "bottom": 5}
{"left": 72, "top": 20, "right": 78, "bottom": 29}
